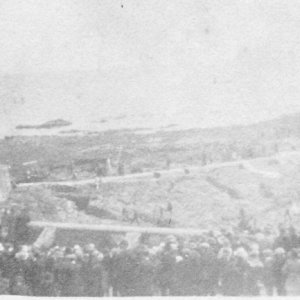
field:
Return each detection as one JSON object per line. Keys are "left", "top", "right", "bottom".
{"left": 2, "top": 112, "right": 300, "bottom": 236}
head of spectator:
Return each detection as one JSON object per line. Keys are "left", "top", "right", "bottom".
{"left": 248, "top": 249, "right": 261, "bottom": 264}
{"left": 207, "top": 236, "right": 218, "bottom": 249}
{"left": 166, "top": 234, "right": 177, "bottom": 244}
{"left": 90, "top": 249, "right": 103, "bottom": 263}
{"left": 188, "top": 241, "right": 197, "bottom": 251}
{"left": 249, "top": 242, "right": 260, "bottom": 253}
{"left": 85, "top": 243, "right": 96, "bottom": 253}
{"left": 197, "top": 242, "right": 210, "bottom": 255}
{"left": 65, "top": 252, "right": 77, "bottom": 263}
{"left": 218, "top": 247, "right": 232, "bottom": 261}
{"left": 182, "top": 248, "right": 192, "bottom": 260}
{"left": 274, "top": 247, "right": 286, "bottom": 260}
{"left": 15, "top": 249, "right": 30, "bottom": 261}
{"left": 234, "top": 247, "right": 248, "bottom": 261}
{"left": 73, "top": 244, "right": 84, "bottom": 258}
{"left": 50, "top": 246, "right": 64, "bottom": 260}
{"left": 218, "top": 236, "right": 231, "bottom": 248}
{"left": 262, "top": 248, "right": 273, "bottom": 260}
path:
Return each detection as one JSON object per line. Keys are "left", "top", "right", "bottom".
{"left": 19, "top": 151, "right": 300, "bottom": 188}
{"left": 242, "top": 161, "right": 281, "bottom": 179}
{"left": 29, "top": 221, "right": 204, "bottom": 236}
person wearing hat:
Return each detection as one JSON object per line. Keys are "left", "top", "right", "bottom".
{"left": 110, "top": 240, "right": 133, "bottom": 296}
{"left": 101, "top": 248, "right": 112, "bottom": 297}
{"left": 172, "top": 248, "right": 201, "bottom": 296}
{"left": 156, "top": 241, "right": 178, "bottom": 296}
{"left": 2, "top": 244, "right": 19, "bottom": 295}
{"left": 272, "top": 247, "right": 287, "bottom": 295}
{"left": 288, "top": 226, "right": 300, "bottom": 250}
{"left": 274, "top": 227, "right": 291, "bottom": 252}
{"left": 198, "top": 242, "right": 219, "bottom": 296}
{"left": 217, "top": 247, "right": 237, "bottom": 295}
{"left": 87, "top": 250, "right": 104, "bottom": 297}
{"left": 262, "top": 249, "right": 275, "bottom": 296}
{"left": 134, "top": 244, "right": 156, "bottom": 296}
{"left": 245, "top": 250, "right": 263, "bottom": 296}
{"left": 55, "top": 250, "right": 83, "bottom": 296}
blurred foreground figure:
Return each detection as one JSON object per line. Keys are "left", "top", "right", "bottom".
{"left": 283, "top": 249, "right": 300, "bottom": 295}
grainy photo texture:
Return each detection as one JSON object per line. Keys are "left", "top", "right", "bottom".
{"left": 1, "top": 0, "right": 300, "bottom": 297}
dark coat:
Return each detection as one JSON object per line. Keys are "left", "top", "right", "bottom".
{"left": 218, "top": 257, "right": 248, "bottom": 296}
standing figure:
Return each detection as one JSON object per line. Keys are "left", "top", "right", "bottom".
{"left": 283, "top": 249, "right": 300, "bottom": 295}
{"left": 272, "top": 248, "right": 287, "bottom": 296}
{"left": 245, "top": 251, "right": 263, "bottom": 296}
{"left": 166, "top": 202, "right": 173, "bottom": 226}
{"left": 14, "top": 208, "right": 31, "bottom": 247}
{"left": 262, "top": 249, "right": 275, "bottom": 296}
{"left": 130, "top": 209, "right": 140, "bottom": 225}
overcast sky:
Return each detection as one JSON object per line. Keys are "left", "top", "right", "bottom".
{"left": 1, "top": 0, "right": 300, "bottom": 135}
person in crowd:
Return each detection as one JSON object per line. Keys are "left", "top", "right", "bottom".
{"left": 245, "top": 250, "right": 263, "bottom": 296}
{"left": 274, "top": 227, "right": 291, "bottom": 251}
{"left": 101, "top": 248, "right": 111, "bottom": 296}
{"left": 88, "top": 250, "right": 105, "bottom": 296}
{"left": 197, "top": 242, "right": 219, "bottom": 295}
{"left": 272, "top": 247, "right": 287, "bottom": 296}
{"left": 133, "top": 244, "right": 156, "bottom": 296}
{"left": 121, "top": 206, "right": 129, "bottom": 222}
{"left": 0, "top": 208, "right": 300, "bottom": 296}
{"left": 218, "top": 246, "right": 246, "bottom": 296}
{"left": 156, "top": 237, "right": 178, "bottom": 296}
{"left": 110, "top": 240, "right": 131, "bottom": 296}
{"left": 7, "top": 207, "right": 31, "bottom": 247}
{"left": 283, "top": 249, "right": 300, "bottom": 295}
{"left": 10, "top": 274, "right": 32, "bottom": 296}
{"left": 166, "top": 201, "right": 173, "bottom": 225}
{"left": 130, "top": 209, "right": 140, "bottom": 225}
{"left": 287, "top": 226, "right": 300, "bottom": 250}
{"left": 39, "top": 271, "right": 58, "bottom": 296}
{"left": 261, "top": 248, "right": 275, "bottom": 296}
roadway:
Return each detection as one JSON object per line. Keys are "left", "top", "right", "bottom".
{"left": 29, "top": 221, "right": 204, "bottom": 236}
{"left": 18, "top": 151, "right": 300, "bottom": 188}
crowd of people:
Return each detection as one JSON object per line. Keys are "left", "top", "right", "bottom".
{"left": 0, "top": 213, "right": 300, "bottom": 296}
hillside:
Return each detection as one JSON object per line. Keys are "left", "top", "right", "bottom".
{"left": 85, "top": 151, "right": 300, "bottom": 228}
{"left": 2, "top": 112, "right": 300, "bottom": 233}
{"left": 10, "top": 151, "right": 300, "bottom": 233}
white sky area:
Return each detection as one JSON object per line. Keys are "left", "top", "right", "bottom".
{"left": 1, "top": 0, "right": 300, "bottom": 136}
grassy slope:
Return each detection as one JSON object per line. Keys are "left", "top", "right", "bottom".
{"left": 2, "top": 113, "right": 300, "bottom": 230}
{"left": 86, "top": 152, "right": 300, "bottom": 229}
